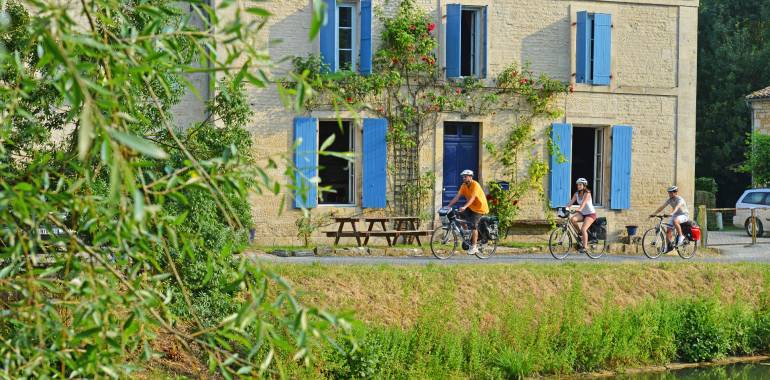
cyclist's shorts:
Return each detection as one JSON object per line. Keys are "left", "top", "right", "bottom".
{"left": 669, "top": 215, "right": 688, "bottom": 226}
{"left": 460, "top": 209, "right": 482, "bottom": 230}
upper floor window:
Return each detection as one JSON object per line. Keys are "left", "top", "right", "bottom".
{"left": 337, "top": 4, "right": 356, "bottom": 71}
{"left": 446, "top": 4, "right": 487, "bottom": 79}
{"left": 576, "top": 11, "right": 612, "bottom": 86}
{"left": 319, "top": 0, "right": 372, "bottom": 74}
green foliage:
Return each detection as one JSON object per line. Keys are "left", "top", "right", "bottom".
{"left": 315, "top": 292, "right": 770, "bottom": 378}
{"left": 295, "top": 211, "right": 332, "bottom": 247}
{"left": 675, "top": 299, "right": 730, "bottom": 362}
{"left": 695, "top": 177, "right": 719, "bottom": 194}
{"left": 694, "top": 190, "right": 718, "bottom": 229}
{"left": 738, "top": 131, "right": 770, "bottom": 187}
{"left": 696, "top": 0, "right": 770, "bottom": 206}
{"left": 0, "top": 0, "right": 351, "bottom": 378}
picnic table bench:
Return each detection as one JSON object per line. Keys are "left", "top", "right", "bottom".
{"left": 323, "top": 216, "right": 433, "bottom": 247}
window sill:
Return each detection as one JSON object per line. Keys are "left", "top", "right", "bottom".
{"left": 318, "top": 204, "right": 358, "bottom": 208}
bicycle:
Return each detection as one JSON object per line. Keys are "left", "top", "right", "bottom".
{"left": 548, "top": 207, "right": 607, "bottom": 260}
{"left": 430, "top": 207, "right": 498, "bottom": 259}
{"left": 641, "top": 215, "right": 697, "bottom": 259}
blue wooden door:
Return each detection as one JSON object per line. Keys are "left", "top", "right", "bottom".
{"left": 442, "top": 122, "right": 479, "bottom": 205}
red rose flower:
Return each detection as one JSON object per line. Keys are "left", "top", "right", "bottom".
{"left": 409, "top": 25, "right": 416, "bottom": 31}
{"left": 346, "top": 97, "right": 353, "bottom": 103}
{"left": 455, "top": 88, "right": 462, "bottom": 94}
{"left": 569, "top": 84, "right": 575, "bottom": 93}
{"left": 428, "top": 23, "right": 436, "bottom": 32}
{"left": 519, "top": 78, "right": 528, "bottom": 84}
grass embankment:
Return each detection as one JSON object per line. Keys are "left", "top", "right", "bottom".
{"left": 266, "top": 263, "right": 770, "bottom": 378}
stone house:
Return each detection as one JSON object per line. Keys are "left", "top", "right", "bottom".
{"left": 748, "top": 86, "right": 770, "bottom": 136}
{"left": 207, "top": 0, "right": 698, "bottom": 245}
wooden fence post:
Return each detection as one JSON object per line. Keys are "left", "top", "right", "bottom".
{"left": 697, "top": 205, "right": 707, "bottom": 248}
{"left": 751, "top": 208, "right": 757, "bottom": 245}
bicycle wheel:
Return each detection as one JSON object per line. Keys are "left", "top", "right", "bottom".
{"left": 677, "top": 239, "right": 697, "bottom": 259}
{"left": 642, "top": 227, "right": 666, "bottom": 259}
{"left": 585, "top": 237, "right": 607, "bottom": 259}
{"left": 475, "top": 238, "right": 498, "bottom": 259}
{"left": 431, "top": 226, "right": 457, "bottom": 260}
{"left": 548, "top": 226, "right": 572, "bottom": 260}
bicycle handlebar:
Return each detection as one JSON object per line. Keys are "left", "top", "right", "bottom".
{"left": 649, "top": 214, "right": 671, "bottom": 218}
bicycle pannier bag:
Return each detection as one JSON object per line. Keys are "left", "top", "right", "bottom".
{"left": 690, "top": 225, "right": 701, "bottom": 241}
{"left": 590, "top": 217, "right": 607, "bottom": 240}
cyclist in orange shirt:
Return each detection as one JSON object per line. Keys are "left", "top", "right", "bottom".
{"left": 447, "top": 170, "right": 489, "bottom": 255}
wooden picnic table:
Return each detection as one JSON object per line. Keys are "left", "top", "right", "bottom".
{"left": 323, "top": 216, "right": 431, "bottom": 247}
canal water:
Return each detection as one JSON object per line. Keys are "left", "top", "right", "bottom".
{"left": 608, "top": 361, "right": 770, "bottom": 379}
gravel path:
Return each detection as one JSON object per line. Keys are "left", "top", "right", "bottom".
{"left": 249, "top": 229, "right": 770, "bottom": 265}
{"left": 705, "top": 230, "right": 770, "bottom": 260}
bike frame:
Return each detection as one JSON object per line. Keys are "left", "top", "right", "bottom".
{"left": 445, "top": 215, "right": 472, "bottom": 246}
{"left": 560, "top": 212, "right": 588, "bottom": 246}
{"left": 652, "top": 216, "right": 680, "bottom": 246}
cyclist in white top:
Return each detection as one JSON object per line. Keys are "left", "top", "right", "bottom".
{"left": 565, "top": 178, "right": 596, "bottom": 253}
{"left": 651, "top": 185, "right": 689, "bottom": 246}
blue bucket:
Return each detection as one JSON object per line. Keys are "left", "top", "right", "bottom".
{"left": 626, "top": 225, "right": 638, "bottom": 237}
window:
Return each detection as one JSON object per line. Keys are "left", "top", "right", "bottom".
{"left": 318, "top": 120, "right": 355, "bottom": 205}
{"left": 460, "top": 9, "right": 480, "bottom": 77}
{"left": 337, "top": 4, "right": 356, "bottom": 71}
{"left": 593, "top": 129, "right": 605, "bottom": 206}
{"left": 743, "top": 192, "right": 768, "bottom": 206}
{"left": 445, "top": 4, "right": 487, "bottom": 78}
{"left": 571, "top": 127, "right": 605, "bottom": 206}
{"left": 576, "top": 11, "right": 611, "bottom": 85}
{"left": 319, "top": 1, "right": 372, "bottom": 74}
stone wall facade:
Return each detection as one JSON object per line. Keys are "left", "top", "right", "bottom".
{"left": 751, "top": 99, "right": 770, "bottom": 136}
{"left": 193, "top": 0, "right": 699, "bottom": 245}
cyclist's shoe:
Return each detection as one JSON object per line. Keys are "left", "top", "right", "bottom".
{"left": 676, "top": 236, "right": 685, "bottom": 246}
{"left": 578, "top": 248, "right": 588, "bottom": 255}
{"left": 468, "top": 245, "right": 479, "bottom": 255}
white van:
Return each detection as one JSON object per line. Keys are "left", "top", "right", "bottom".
{"left": 733, "top": 189, "right": 770, "bottom": 237}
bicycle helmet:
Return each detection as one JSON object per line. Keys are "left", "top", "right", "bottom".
{"left": 460, "top": 169, "right": 474, "bottom": 177}
{"left": 556, "top": 207, "right": 569, "bottom": 218}
{"left": 576, "top": 178, "right": 588, "bottom": 185}
{"left": 667, "top": 185, "right": 678, "bottom": 193}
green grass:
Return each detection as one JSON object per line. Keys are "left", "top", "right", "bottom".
{"left": 497, "top": 240, "right": 547, "bottom": 249}
{"left": 262, "top": 263, "right": 770, "bottom": 378}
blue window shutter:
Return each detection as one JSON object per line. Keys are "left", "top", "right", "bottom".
{"left": 362, "top": 118, "right": 388, "bottom": 208}
{"left": 482, "top": 6, "right": 488, "bottom": 78}
{"left": 319, "top": 0, "right": 337, "bottom": 72}
{"left": 592, "top": 13, "right": 612, "bottom": 85}
{"left": 549, "top": 123, "right": 572, "bottom": 208}
{"left": 293, "top": 117, "right": 318, "bottom": 208}
{"left": 576, "top": 11, "right": 590, "bottom": 84}
{"left": 445, "top": 4, "right": 462, "bottom": 79}
{"left": 610, "top": 125, "right": 632, "bottom": 210}
{"left": 359, "top": 0, "right": 372, "bottom": 75}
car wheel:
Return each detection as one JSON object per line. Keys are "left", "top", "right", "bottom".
{"left": 745, "top": 218, "right": 764, "bottom": 237}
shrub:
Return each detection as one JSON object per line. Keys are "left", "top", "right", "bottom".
{"left": 738, "top": 132, "right": 770, "bottom": 187}
{"left": 695, "top": 177, "right": 719, "bottom": 194}
{"left": 694, "top": 190, "right": 718, "bottom": 230}
{"left": 675, "top": 299, "right": 730, "bottom": 362}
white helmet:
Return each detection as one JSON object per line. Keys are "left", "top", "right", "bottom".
{"left": 667, "top": 185, "right": 678, "bottom": 192}
{"left": 460, "top": 169, "right": 474, "bottom": 177}
{"left": 576, "top": 178, "right": 588, "bottom": 185}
